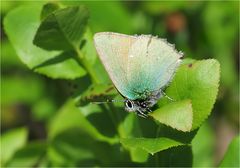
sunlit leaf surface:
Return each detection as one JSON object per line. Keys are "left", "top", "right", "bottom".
{"left": 120, "top": 137, "right": 184, "bottom": 155}
{"left": 151, "top": 99, "right": 192, "bottom": 132}
{"left": 158, "top": 59, "right": 220, "bottom": 130}
{"left": 0, "top": 128, "right": 28, "bottom": 165}
{"left": 4, "top": 5, "right": 86, "bottom": 79}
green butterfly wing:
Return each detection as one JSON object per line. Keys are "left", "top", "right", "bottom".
{"left": 94, "top": 32, "right": 182, "bottom": 100}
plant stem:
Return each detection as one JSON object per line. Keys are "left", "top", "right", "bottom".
{"left": 75, "top": 47, "right": 100, "bottom": 84}
{"left": 155, "top": 125, "right": 161, "bottom": 166}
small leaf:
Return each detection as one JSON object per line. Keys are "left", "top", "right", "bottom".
{"left": 34, "top": 6, "right": 89, "bottom": 50}
{"left": 40, "top": 2, "right": 61, "bottom": 20}
{"left": 120, "top": 137, "right": 184, "bottom": 155}
{"left": 150, "top": 99, "right": 193, "bottom": 132}
{"left": 219, "top": 135, "right": 240, "bottom": 167}
{"left": 159, "top": 59, "right": 220, "bottom": 130}
{"left": 4, "top": 5, "right": 86, "bottom": 79}
{"left": 0, "top": 128, "right": 28, "bottom": 165}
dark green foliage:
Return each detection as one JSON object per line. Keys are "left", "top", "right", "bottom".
{"left": 34, "top": 6, "right": 89, "bottom": 51}
{"left": 40, "top": 2, "right": 61, "bottom": 20}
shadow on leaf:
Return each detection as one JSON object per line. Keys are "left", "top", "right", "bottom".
{"left": 32, "top": 51, "right": 79, "bottom": 70}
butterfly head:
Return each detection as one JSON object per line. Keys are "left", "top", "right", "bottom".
{"left": 124, "top": 99, "right": 154, "bottom": 118}
{"left": 124, "top": 90, "right": 163, "bottom": 117}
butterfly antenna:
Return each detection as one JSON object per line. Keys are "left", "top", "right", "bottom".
{"left": 91, "top": 99, "right": 125, "bottom": 104}
{"left": 146, "top": 107, "right": 152, "bottom": 113}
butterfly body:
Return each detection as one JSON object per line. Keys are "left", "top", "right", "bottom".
{"left": 94, "top": 32, "right": 183, "bottom": 117}
{"left": 124, "top": 90, "right": 162, "bottom": 117}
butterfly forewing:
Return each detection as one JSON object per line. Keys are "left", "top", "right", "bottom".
{"left": 94, "top": 32, "right": 137, "bottom": 99}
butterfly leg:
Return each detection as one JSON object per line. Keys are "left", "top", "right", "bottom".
{"left": 136, "top": 109, "right": 148, "bottom": 118}
{"left": 146, "top": 107, "right": 152, "bottom": 113}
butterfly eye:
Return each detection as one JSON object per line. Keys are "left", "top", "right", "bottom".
{"left": 126, "top": 100, "right": 133, "bottom": 109}
{"left": 141, "top": 103, "right": 146, "bottom": 108}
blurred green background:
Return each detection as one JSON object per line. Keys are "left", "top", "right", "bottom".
{"left": 1, "top": 1, "right": 239, "bottom": 167}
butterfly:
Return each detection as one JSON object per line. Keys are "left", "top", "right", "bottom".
{"left": 94, "top": 32, "right": 183, "bottom": 117}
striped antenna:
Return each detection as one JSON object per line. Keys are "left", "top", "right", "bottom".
{"left": 91, "top": 99, "right": 125, "bottom": 104}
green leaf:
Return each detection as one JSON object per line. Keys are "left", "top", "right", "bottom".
{"left": 81, "top": 28, "right": 97, "bottom": 66}
{"left": 150, "top": 99, "right": 193, "bottom": 132}
{"left": 48, "top": 128, "right": 95, "bottom": 166}
{"left": 120, "top": 137, "right": 184, "bottom": 155}
{"left": 40, "top": 2, "right": 61, "bottom": 20}
{"left": 4, "top": 5, "right": 86, "bottom": 79}
{"left": 6, "top": 141, "right": 46, "bottom": 167}
{"left": 118, "top": 114, "right": 148, "bottom": 163}
{"left": 159, "top": 59, "right": 220, "bottom": 130}
{"left": 219, "top": 135, "right": 240, "bottom": 167}
{"left": 153, "top": 145, "right": 193, "bottom": 167}
{"left": 129, "top": 148, "right": 148, "bottom": 163}
{"left": 48, "top": 100, "right": 117, "bottom": 144}
{"left": 152, "top": 124, "right": 197, "bottom": 147}
{"left": 192, "top": 122, "right": 215, "bottom": 167}
{"left": 1, "top": 1, "right": 46, "bottom": 14}
{"left": 118, "top": 113, "right": 142, "bottom": 138}
{"left": 34, "top": 6, "right": 89, "bottom": 51}
{"left": 48, "top": 128, "right": 132, "bottom": 167}
{"left": 0, "top": 128, "right": 28, "bottom": 165}
{"left": 31, "top": 50, "right": 86, "bottom": 79}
